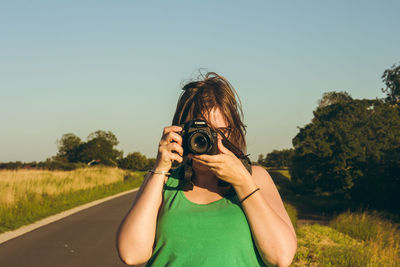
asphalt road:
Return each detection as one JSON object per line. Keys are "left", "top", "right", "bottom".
{"left": 0, "top": 191, "right": 147, "bottom": 267}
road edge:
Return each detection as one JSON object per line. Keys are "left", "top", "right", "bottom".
{"left": 0, "top": 187, "right": 140, "bottom": 245}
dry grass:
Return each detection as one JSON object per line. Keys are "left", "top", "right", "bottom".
{"left": 0, "top": 167, "right": 127, "bottom": 207}
{"left": 293, "top": 212, "right": 400, "bottom": 266}
{"left": 0, "top": 167, "right": 145, "bottom": 233}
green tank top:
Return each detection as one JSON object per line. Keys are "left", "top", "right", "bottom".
{"left": 146, "top": 166, "right": 268, "bottom": 267}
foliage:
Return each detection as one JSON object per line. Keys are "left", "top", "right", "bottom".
{"left": 56, "top": 133, "right": 82, "bottom": 162}
{"left": 0, "top": 159, "right": 86, "bottom": 171}
{"left": 317, "top": 91, "right": 353, "bottom": 109}
{"left": 381, "top": 63, "right": 400, "bottom": 105}
{"left": 56, "top": 130, "right": 122, "bottom": 166}
{"left": 118, "top": 152, "right": 151, "bottom": 171}
{"left": 290, "top": 98, "right": 400, "bottom": 209}
{"left": 258, "top": 148, "right": 294, "bottom": 168}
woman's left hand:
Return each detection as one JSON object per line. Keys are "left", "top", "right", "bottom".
{"left": 190, "top": 138, "right": 251, "bottom": 187}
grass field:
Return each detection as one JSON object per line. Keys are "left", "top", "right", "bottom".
{"left": 267, "top": 169, "right": 400, "bottom": 266}
{"left": 293, "top": 212, "right": 400, "bottom": 266}
{"left": 2, "top": 166, "right": 399, "bottom": 265}
{"left": 0, "top": 167, "right": 145, "bottom": 233}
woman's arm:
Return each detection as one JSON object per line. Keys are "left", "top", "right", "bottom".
{"left": 116, "top": 126, "right": 183, "bottom": 265}
{"left": 117, "top": 172, "right": 166, "bottom": 265}
{"left": 234, "top": 166, "right": 297, "bottom": 267}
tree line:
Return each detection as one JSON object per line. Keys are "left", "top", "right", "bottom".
{"left": 0, "top": 130, "right": 156, "bottom": 171}
{"left": 258, "top": 63, "right": 400, "bottom": 210}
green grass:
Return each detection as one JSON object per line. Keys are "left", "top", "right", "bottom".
{"left": 329, "top": 210, "right": 400, "bottom": 251}
{"left": 266, "top": 168, "right": 400, "bottom": 266}
{"left": 293, "top": 222, "right": 400, "bottom": 266}
{"left": 0, "top": 170, "right": 145, "bottom": 233}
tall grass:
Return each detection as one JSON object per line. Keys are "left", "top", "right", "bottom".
{"left": 329, "top": 210, "right": 400, "bottom": 265}
{"left": 0, "top": 167, "right": 145, "bottom": 233}
{"left": 293, "top": 211, "right": 400, "bottom": 266}
{"left": 0, "top": 167, "right": 130, "bottom": 207}
{"left": 330, "top": 210, "right": 400, "bottom": 246}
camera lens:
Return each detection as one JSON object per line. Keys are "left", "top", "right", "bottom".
{"left": 194, "top": 135, "right": 207, "bottom": 149}
{"left": 189, "top": 132, "right": 209, "bottom": 154}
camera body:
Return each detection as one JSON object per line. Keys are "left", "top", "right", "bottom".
{"left": 178, "top": 120, "right": 218, "bottom": 156}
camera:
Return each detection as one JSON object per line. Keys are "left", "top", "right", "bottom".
{"left": 178, "top": 120, "right": 218, "bottom": 156}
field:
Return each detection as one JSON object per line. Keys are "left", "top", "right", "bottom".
{"left": 0, "top": 167, "right": 145, "bottom": 233}
{"left": 1, "top": 167, "right": 399, "bottom": 265}
{"left": 268, "top": 170, "right": 400, "bottom": 266}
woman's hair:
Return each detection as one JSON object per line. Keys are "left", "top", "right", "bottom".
{"left": 172, "top": 72, "right": 247, "bottom": 152}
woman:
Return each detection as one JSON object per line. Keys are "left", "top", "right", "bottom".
{"left": 117, "top": 72, "right": 297, "bottom": 267}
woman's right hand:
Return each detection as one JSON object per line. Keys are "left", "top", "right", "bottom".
{"left": 153, "top": 125, "right": 184, "bottom": 172}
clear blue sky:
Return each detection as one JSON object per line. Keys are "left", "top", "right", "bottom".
{"left": 1, "top": 1, "right": 399, "bottom": 162}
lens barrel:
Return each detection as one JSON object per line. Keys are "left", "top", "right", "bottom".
{"left": 188, "top": 131, "right": 210, "bottom": 154}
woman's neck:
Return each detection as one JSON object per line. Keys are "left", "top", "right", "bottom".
{"left": 192, "top": 169, "right": 231, "bottom": 194}
{"left": 192, "top": 169, "right": 218, "bottom": 188}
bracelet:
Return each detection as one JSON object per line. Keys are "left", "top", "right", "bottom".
{"left": 148, "top": 169, "right": 171, "bottom": 176}
{"left": 240, "top": 188, "right": 260, "bottom": 203}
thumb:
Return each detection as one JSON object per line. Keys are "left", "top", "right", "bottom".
{"left": 218, "top": 138, "right": 234, "bottom": 155}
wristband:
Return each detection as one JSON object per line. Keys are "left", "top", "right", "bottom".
{"left": 240, "top": 188, "right": 260, "bottom": 203}
{"left": 149, "top": 169, "right": 171, "bottom": 176}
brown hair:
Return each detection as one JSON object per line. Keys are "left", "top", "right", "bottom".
{"left": 172, "top": 72, "right": 247, "bottom": 152}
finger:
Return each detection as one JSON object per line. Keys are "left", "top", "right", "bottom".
{"left": 194, "top": 154, "right": 223, "bottom": 163}
{"left": 192, "top": 157, "right": 219, "bottom": 168}
{"left": 161, "top": 131, "right": 183, "bottom": 145}
{"left": 162, "top": 125, "right": 183, "bottom": 135}
{"left": 170, "top": 151, "right": 183, "bottom": 163}
{"left": 218, "top": 138, "right": 235, "bottom": 156}
{"left": 167, "top": 142, "right": 184, "bottom": 156}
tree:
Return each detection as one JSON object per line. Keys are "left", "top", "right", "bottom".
{"left": 146, "top": 158, "right": 156, "bottom": 170}
{"left": 56, "top": 130, "right": 122, "bottom": 166}
{"left": 257, "top": 154, "right": 265, "bottom": 165}
{"left": 56, "top": 133, "right": 82, "bottom": 162}
{"left": 317, "top": 91, "right": 353, "bottom": 109}
{"left": 290, "top": 99, "right": 400, "bottom": 208}
{"left": 264, "top": 149, "right": 294, "bottom": 168}
{"left": 78, "top": 130, "right": 122, "bottom": 166}
{"left": 87, "top": 130, "right": 119, "bottom": 147}
{"left": 119, "top": 152, "right": 149, "bottom": 171}
{"left": 381, "top": 63, "right": 400, "bottom": 105}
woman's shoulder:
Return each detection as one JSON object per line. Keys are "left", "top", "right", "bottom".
{"left": 251, "top": 165, "right": 270, "bottom": 178}
{"left": 250, "top": 165, "right": 276, "bottom": 191}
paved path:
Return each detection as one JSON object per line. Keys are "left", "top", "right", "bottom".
{"left": 0, "top": 191, "right": 147, "bottom": 267}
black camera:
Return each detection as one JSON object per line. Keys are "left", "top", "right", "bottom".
{"left": 178, "top": 120, "right": 219, "bottom": 155}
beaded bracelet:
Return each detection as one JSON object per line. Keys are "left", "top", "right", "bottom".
{"left": 240, "top": 188, "right": 260, "bottom": 203}
{"left": 148, "top": 169, "right": 171, "bottom": 176}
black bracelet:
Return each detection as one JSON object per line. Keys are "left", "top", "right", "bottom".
{"left": 240, "top": 188, "right": 260, "bottom": 203}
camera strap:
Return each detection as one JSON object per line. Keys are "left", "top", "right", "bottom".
{"left": 180, "top": 156, "right": 194, "bottom": 190}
